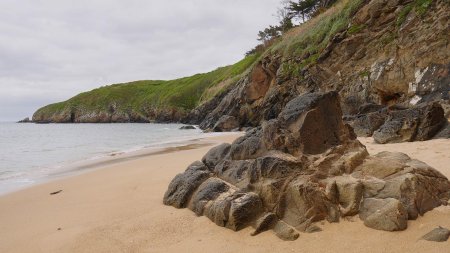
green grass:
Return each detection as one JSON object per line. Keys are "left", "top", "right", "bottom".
{"left": 415, "top": 0, "right": 433, "bottom": 16}
{"left": 348, "top": 24, "right": 366, "bottom": 35}
{"left": 359, "top": 70, "right": 370, "bottom": 78}
{"left": 396, "top": 4, "right": 413, "bottom": 26}
{"left": 39, "top": 0, "right": 422, "bottom": 120}
{"left": 271, "top": 0, "right": 364, "bottom": 77}
{"left": 397, "top": 0, "right": 433, "bottom": 26}
{"left": 34, "top": 54, "right": 260, "bottom": 119}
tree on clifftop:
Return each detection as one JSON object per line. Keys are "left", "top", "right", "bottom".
{"left": 288, "top": 0, "right": 338, "bottom": 22}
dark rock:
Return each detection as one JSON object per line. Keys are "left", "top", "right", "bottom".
{"left": 277, "top": 91, "right": 354, "bottom": 155}
{"left": 163, "top": 91, "right": 450, "bottom": 240}
{"left": 17, "top": 117, "right": 32, "bottom": 123}
{"left": 213, "top": 115, "right": 240, "bottom": 132}
{"left": 189, "top": 178, "right": 230, "bottom": 215}
{"left": 346, "top": 102, "right": 446, "bottom": 142}
{"left": 202, "top": 143, "right": 231, "bottom": 169}
{"left": 433, "top": 121, "right": 450, "bottom": 139}
{"left": 373, "top": 102, "right": 446, "bottom": 143}
{"left": 214, "top": 160, "right": 254, "bottom": 188}
{"left": 415, "top": 102, "right": 447, "bottom": 140}
{"left": 421, "top": 227, "right": 450, "bottom": 242}
{"left": 226, "top": 192, "right": 262, "bottom": 231}
{"left": 229, "top": 129, "right": 266, "bottom": 160}
{"left": 357, "top": 103, "right": 386, "bottom": 114}
{"left": 50, "top": 190, "right": 63, "bottom": 195}
{"left": 348, "top": 111, "right": 388, "bottom": 137}
{"left": 263, "top": 91, "right": 357, "bottom": 157}
{"left": 179, "top": 125, "right": 196, "bottom": 130}
{"left": 182, "top": 85, "right": 235, "bottom": 125}
{"left": 163, "top": 161, "right": 210, "bottom": 208}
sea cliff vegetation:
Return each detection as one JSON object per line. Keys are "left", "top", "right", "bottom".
{"left": 33, "top": 0, "right": 442, "bottom": 124}
{"left": 33, "top": 53, "right": 260, "bottom": 122}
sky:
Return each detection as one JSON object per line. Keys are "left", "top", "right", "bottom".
{"left": 0, "top": 0, "right": 281, "bottom": 121}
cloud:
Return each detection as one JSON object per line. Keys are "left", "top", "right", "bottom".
{"left": 0, "top": 0, "right": 280, "bottom": 121}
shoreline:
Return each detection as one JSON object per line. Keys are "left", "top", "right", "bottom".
{"left": 0, "top": 136, "right": 449, "bottom": 253}
{"left": 0, "top": 131, "right": 243, "bottom": 197}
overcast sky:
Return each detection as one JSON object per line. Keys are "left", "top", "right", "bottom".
{"left": 0, "top": 0, "right": 281, "bottom": 121}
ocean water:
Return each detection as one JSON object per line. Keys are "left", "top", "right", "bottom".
{"left": 0, "top": 122, "right": 216, "bottom": 195}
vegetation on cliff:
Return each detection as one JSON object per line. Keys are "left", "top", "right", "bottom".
{"left": 34, "top": 0, "right": 364, "bottom": 123}
{"left": 33, "top": 0, "right": 443, "bottom": 125}
{"left": 33, "top": 54, "right": 260, "bottom": 122}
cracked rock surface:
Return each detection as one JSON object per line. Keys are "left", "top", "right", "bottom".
{"left": 163, "top": 91, "right": 450, "bottom": 240}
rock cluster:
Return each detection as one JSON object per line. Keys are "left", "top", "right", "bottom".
{"left": 164, "top": 92, "right": 450, "bottom": 240}
{"left": 183, "top": 0, "right": 450, "bottom": 145}
{"left": 32, "top": 106, "right": 187, "bottom": 123}
{"left": 346, "top": 101, "right": 447, "bottom": 143}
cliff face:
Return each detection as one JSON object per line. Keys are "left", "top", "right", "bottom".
{"left": 33, "top": 0, "right": 449, "bottom": 129}
{"left": 187, "top": 0, "right": 449, "bottom": 132}
{"left": 32, "top": 105, "right": 185, "bottom": 123}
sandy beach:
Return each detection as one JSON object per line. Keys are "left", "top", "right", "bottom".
{"left": 0, "top": 134, "right": 449, "bottom": 253}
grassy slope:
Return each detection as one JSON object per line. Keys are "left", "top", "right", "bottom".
{"left": 34, "top": 53, "right": 260, "bottom": 119}
{"left": 272, "top": 0, "right": 364, "bottom": 76}
{"left": 35, "top": 0, "right": 372, "bottom": 121}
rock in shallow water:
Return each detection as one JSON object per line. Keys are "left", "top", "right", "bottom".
{"left": 179, "top": 125, "right": 196, "bottom": 130}
{"left": 163, "top": 91, "right": 450, "bottom": 240}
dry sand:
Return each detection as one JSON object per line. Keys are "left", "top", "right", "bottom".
{"left": 0, "top": 134, "right": 449, "bottom": 253}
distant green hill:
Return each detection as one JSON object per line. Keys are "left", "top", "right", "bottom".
{"left": 32, "top": 54, "right": 260, "bottom": 123}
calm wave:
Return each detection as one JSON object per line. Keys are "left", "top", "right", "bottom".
{"left": 0, "top": 123, "right": 213, "bottom": 194}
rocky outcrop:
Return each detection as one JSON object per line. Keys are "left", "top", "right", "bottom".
{"left": 32, "top": 105, "right": 187, "bottom": 123}
{"left": 359, "top": 198, "right": 408, "bottom": 231}
{"left": 164, "top": 91, "right": 450, "bottom": 240}
{"left": 179, "top": 125, "right": 196, "bottom": 130}
{"left": 32, "top": 0, "right": 449, "bottom": 131}
{"left": 186, "top": 0, "right": 449, "bottom": 143}
{"left": 372, "top": 102, "right": 446, "bottom": 143}
{"left": 213, "top": 115, "right": 240, "bottom": 132}
{"left": 345, "top": 101, "right": 447, "bottom": 142}
{"left": 194, "top": 56, "right": 292, "bottom": 130}
{"left": 17, "top": 117, "right": 32, "bottom": 123}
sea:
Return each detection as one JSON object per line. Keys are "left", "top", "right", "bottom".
{"left": 0, "top": 122, "right": 222, "bottom": 195}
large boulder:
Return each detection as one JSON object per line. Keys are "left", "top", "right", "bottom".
{"left": 359, "top": 198, "right": 408, "bottom": 231}
{"left": 372, "top": 102, "right": 446, "bottom": 143}
{"left": 345, "top": 102, "right": 446, "bottom": 142}
{"left": 163, "top": 91, "right": 450, "bottom": 240}
{"left": 346, "top": 110, "right": 387, "bottom": 137}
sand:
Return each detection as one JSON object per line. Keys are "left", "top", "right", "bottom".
{"left": 0, "top": 134, "right": 449, "bottom": 253}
